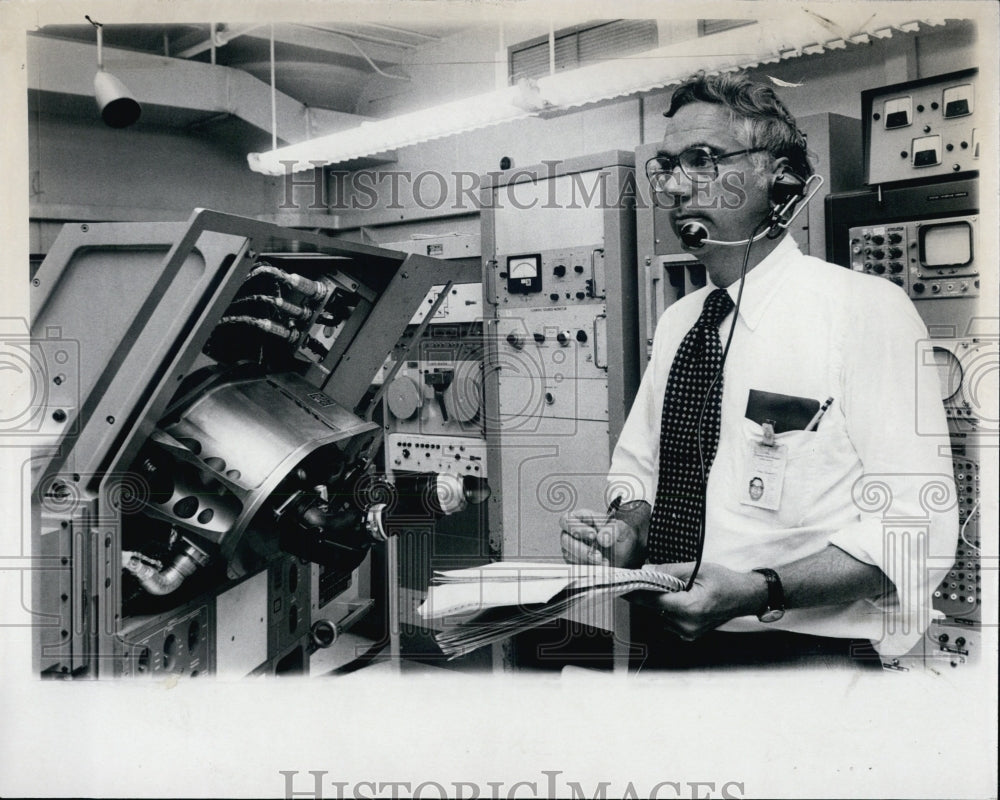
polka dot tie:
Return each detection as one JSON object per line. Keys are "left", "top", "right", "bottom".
{"left": 648, "top": 288, "right": 735, "bottom": 564}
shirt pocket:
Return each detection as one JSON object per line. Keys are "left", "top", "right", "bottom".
{"left": 732, "top": 417, "right": 847, "bottom": 528}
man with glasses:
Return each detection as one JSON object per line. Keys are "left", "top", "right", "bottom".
{"left": 560, "top": 72, "right": 956, "bottom": 669}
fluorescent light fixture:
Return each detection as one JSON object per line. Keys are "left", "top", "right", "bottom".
{"left": 247, "top": 15, "right": 942, "bottom": 175}
{"left": 248, "top": 80, "right": 547, "bottom": 175}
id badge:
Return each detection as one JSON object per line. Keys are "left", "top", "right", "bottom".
{"left": 741, "top": 440, "right": 787, "bottom": 511}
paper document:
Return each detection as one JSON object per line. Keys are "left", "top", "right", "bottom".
{"left": 417, "top": 561, "right": 684, "bottom": 658}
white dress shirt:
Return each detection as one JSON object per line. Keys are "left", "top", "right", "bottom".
{"left": 610, "top": 235, "right": 958, "bottom": 657}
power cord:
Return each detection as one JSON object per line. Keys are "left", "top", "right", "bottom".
{"left": 686, "top": 213, "right": 773, "bottom": 591}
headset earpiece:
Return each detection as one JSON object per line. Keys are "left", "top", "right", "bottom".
{"left": 769, "top": 170, "right": 806, "bottom": 207}
{"left": 764, "top": 161, "right": 809, "bottom": 240}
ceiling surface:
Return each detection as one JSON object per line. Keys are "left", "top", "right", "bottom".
{"left": 35, "top": 21, "right": 473, "bottom": 116}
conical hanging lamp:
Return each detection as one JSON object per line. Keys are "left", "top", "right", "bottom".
{"left": 90, "top": 17, "right": 141, "bottom": 129}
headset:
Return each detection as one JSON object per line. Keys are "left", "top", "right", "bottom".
{"left": 678, "top": 169, "right": 824, "bottom": 249}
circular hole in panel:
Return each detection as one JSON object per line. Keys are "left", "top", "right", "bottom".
{"left": 172, "top": 496, "right": 199, "bottom": 519}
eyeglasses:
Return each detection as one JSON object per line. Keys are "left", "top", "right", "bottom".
{"left": 645, "top": 146, "right": 767, "bottom": 192}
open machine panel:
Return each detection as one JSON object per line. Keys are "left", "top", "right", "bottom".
{"left": 29, "top": 209, "right": 479, "bottom": 678}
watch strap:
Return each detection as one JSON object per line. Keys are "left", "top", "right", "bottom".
{"left": 752, "top": 567, "right": 785, "bottom": 622}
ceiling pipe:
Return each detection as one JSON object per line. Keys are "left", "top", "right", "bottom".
{"left": 363, "top": 22, "right": 442, "bottom": 42}
{"left": 324, "top": 30, "right": 410, "bottom": 80}
{"left": 175, "top": 24, "right": 263, "bottom": 59}
{"left": 297, "top": 24, "right": 421, "bottom": 50}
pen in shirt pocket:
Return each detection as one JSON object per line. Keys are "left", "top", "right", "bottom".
{"left": 804, "top": 396, "right": 834, "bottom": 432}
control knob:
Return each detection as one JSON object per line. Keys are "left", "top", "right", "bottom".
{"left": 888, "top": 232, "right": 903, "bottom": 244}
{"left": 888, "top": 247, "right": 903, "bottom": 259}
{"left": 553, "top": 264, "right": 567, "bottom": 278}
{"left": 870, "top": 234, "right": 885, "bottom": 245}
{"left": 888, "top": 261, "right": 904, "bottom": 273}
{"left": 506, "top": 333, "right": 523, "bottom": 350}
{"left": 912, "top": 282, "right": 925, "bottom": 294}
{"left": 872, "top": 263, "right": 886, "bottom": 275}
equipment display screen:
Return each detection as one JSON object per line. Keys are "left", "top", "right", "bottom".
{"left": 920, "top": 221, "right": 973, "bottom": 268}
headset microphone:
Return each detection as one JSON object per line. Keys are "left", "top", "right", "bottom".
{"left": 678, "top": 220, "right": 768, "bottom": 249}
{"left": 678, "top": 173, "right": 824, "bottom": 249}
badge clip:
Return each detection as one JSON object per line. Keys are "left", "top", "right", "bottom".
{"left": 761, "top": 420, "right": 776, "bottom": 447}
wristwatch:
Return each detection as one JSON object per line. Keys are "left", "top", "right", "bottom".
{"left": 752, "top": 568, "right": 785, "bottom": 623}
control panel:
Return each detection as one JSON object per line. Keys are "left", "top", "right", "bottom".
{"left": 847, "top": 214, "right": 979, "bottom": 300}
{"left": 493, "top": 247, "right": 608, "bottom": 309}
{"left": 933, "top": 456, "right": 981, "bottom": 620}
{"left": 481, "top": 152, "right": 639, "bottom": 578}
{"left": 864, "top": 68, "right": 979, "bottom": 184}
{"left": 386, "top": 434, "right": 486, "bottom": 478}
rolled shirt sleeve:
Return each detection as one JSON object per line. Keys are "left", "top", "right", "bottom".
{"left": 827, "top": 278, "right": 958, "bottom": 657}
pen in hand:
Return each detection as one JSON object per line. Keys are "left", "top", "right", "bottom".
{"left": 804, "top": 396, "right": 834, "bottom": 432}
{"left": 604, "top": 495, "right": 623, "bottom": 525}
{"left": 587, "top": 495, "right": 624, "bottom": 564}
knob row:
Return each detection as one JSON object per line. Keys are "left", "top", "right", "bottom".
{"left": 506, "top": 330, "right": 589, "bottom": 349}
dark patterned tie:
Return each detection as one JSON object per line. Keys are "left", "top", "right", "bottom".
{"left": 648, "top": 288, "right": 735, "bottom": 564}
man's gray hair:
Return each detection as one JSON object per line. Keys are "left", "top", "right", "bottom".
{"left": 665, "top": 71, "right": 814, "bottom": 179}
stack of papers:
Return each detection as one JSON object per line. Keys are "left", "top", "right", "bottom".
{"left": 417, "top": 561, "right": 684, "bottom": 658}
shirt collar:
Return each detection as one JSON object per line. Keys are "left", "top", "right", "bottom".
{"left": 709, "top": 234, "right": 800, "bottom": 331}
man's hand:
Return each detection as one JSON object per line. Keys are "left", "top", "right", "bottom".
{"left": 559, "top": 509, "right": 646, "bottom": 568}
{"left": 628, "top": 562, "right": 766, "bottom": 640}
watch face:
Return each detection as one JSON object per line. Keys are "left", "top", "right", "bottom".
{"left": 759, "top": 608, "right": 785, "bottom": 623}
